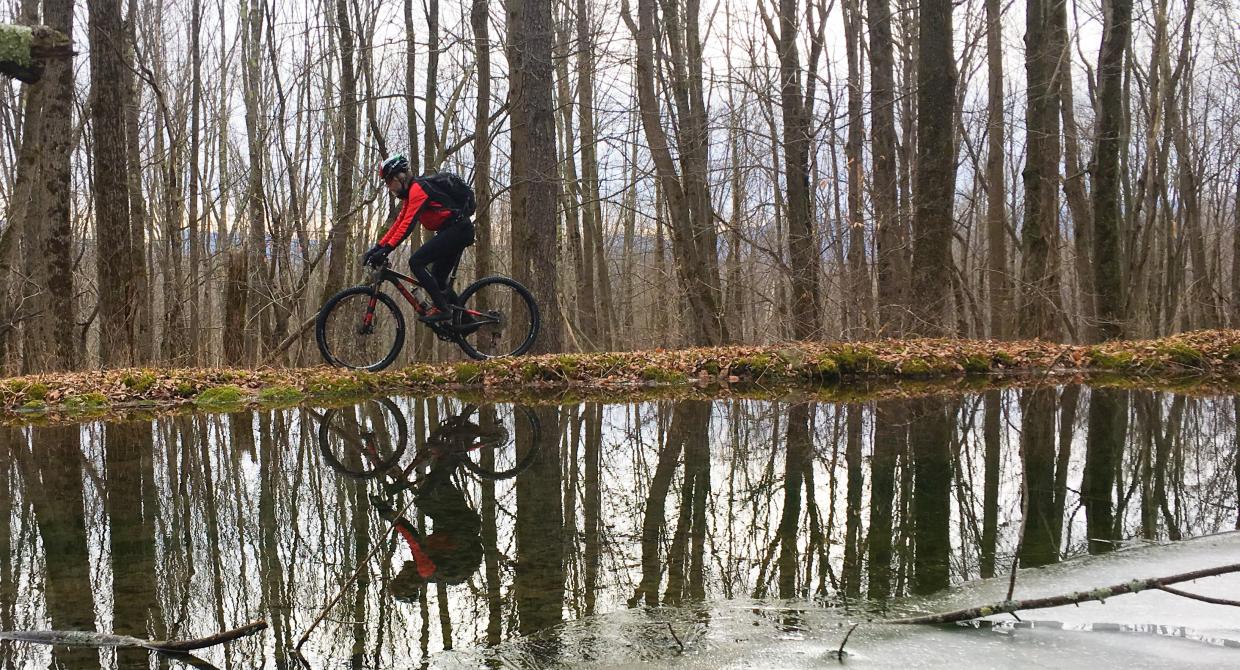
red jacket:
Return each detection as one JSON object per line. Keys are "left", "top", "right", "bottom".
{"left": 379, "top": 181, "right": 455, "bottom": 247}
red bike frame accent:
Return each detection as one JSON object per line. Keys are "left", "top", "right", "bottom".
{"left": 377, "top": 267, "right": 488, "bottom": 320}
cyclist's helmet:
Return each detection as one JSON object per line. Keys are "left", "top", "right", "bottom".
{"left": 379, "top": 154, "right": 410, "bottom": 181}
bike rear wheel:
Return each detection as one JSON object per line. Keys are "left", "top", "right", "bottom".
{"left": 316, "top": 285, "right": 405, "bottom": 371}
{"left": 448, "top": 404, "right": 542, "bottom": 480}
{"left": 453, "top": 276, "right": 540, "bottom": 359}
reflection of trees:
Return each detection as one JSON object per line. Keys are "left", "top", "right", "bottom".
{"left": 582, "top": 403, "right": 602, "bottom": 615}
{"left": 480, "top": 403, "right": 504, "bottom": 644}
{"left": 514, "top": 406, "right": 564, "bottom": 637}
{"left": 104, "top": 421, "right": 163, "bottom": 669}
{"left": 842, "top": 405, "right": 863, "bottom": 600}
{"left": 0, "top": 427, "right": 13, "bottom": 669}
{"left": 1135, "top": 393, "right": 1186, "bottom": 541}
{"left": 980, "top": 391, "right": 1001, "bottom": 576}
{"left": 630, "top": 403, "right": 685, "bottom": 606}
{"left": 0, "top": 390, "right": 1236, "bottom": 666}
{"left": 665, "top": 401, "right": 710, "bottom": 605}
{"left": 15, "top": 426, "right": 98, "bottom": 667}
{"left": 1083, "top": 389, "right": 1127, "bottom": 553}
{"left": 624, "top": 400, "right": 714, "bottom": 607}
{"left": 256, "top": 411, "right": 292, "bottom": 668}
{"left": 777, "top": 403, "right": 811, "bottom": 600}
{"left": 909, "top": 398, "right": 951, "bottom": 594}
{"left": 1018, "top": 388, "right": 1060, "bottom": 568}
{"left": 868, "top": 400, "right": 905, "bottom": 600}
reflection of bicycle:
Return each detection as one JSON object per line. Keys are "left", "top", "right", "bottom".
{"left": 315, "top": 258, "right": 540, "bottom": 370}
{"left": 312, "top": 398, "right": 541, "bottom": 487}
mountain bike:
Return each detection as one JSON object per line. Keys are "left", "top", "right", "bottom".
{"left": 310, "top": 398, "right": 541, "bottom": 485}
{"left": 316, "top": 257, "right": 540, "bottom": 370}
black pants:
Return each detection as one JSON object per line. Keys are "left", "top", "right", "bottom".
{"left": 409, "top": 218, "right": 475, "bottom": 310}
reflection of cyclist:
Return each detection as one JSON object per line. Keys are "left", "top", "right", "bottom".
{"left": 314, "top": 402, "right": 533, "bottom": 599}
{"left": 375, "top": 416, "right": 496, "bottom": 601}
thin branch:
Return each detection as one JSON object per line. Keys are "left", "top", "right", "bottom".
{"left": 889, "top": 562, "right": 1240, "bottom": 624}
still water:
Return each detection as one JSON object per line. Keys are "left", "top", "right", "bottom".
{"left": 0, "top": 387, "right": 1237, "bottom": 668}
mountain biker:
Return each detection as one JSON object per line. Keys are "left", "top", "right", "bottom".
{"left": 363, "top": 154, "right": 475, "bottom": 324}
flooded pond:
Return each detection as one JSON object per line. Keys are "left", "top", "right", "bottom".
{"left": 0, "top": 386, "right": 1237, "bottom": 668}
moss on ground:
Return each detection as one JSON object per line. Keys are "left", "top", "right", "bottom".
{"left": 640, "top": 366, "right": 688, "bottom": 384}
{"left": 257, "top": 385, "right": 306, "bottom": 405}
{"left": 1156, "top": 342, "right": 1208, "bottom": 368}
{"left": 122, "top": 372, "right": 158, "bottom": 393}
{"left": 831, "top": 345, "right": 884, "bottom": 375}
{"left": 730, "top": 353, "right": 785, "bottom": 378}
{"left": 803, "top": 356, "right": 841, "bottom": 382}
{"left": 62, "top": 392, "right": 110, "bottom": 416}
{"left": 306, "top": 373, "right": 375, "bottom": 398}
{"left": 193, "top": 385, "right": 247, "bottom": 410}
{"left": 991, "top": 351, "right": 1017, "bottom": 367}
{"left": 1088, "top": 348, "right": 1137, "bottom": 370}
{"left": 455, "top": 363, "right": 484, "bottom": 384}
{"left": 3, "top": 331, "right": 1240, "bottom": 425}
{"left": 961, "top": 355, "right": 992, "bottom": 374}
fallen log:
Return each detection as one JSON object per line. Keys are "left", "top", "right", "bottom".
{"left": 886, "top": 562, "right": 1240, "bottom": 624}
{"left": 0, "top": 620, "right": 267, "bottom": 651}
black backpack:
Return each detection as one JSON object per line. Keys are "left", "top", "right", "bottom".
{"left": 415, "top": 172, "right": 477, "bottom": 219}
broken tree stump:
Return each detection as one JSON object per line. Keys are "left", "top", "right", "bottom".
{"left": 0, "top": 23, "right": 73, "bottom": 83}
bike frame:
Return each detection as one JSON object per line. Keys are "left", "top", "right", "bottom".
{"left": 363, "top": 263, "right": 492, "bottom": 333}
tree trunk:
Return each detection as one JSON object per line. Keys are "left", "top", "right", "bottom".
{"left": 775, "top": 0, "right": 823, "bottom": 341}
{"left": 1018, "top": 0, "right": 1065, "bottom": 341}
{"left": 1232, "top": 172, "right": 1239, "bottom": 326}
{"left": 20, "top": 0, "right": 76, "bottom": 373}
{"left": 187, "top": 0, "right": 204, "bottom": 362}
{"left": 909, "top": 0, "right": 957, "bottom": 336}
{"left": 554, "top": 12, "right": 596, "bottom": 349}
{"left": 621, "top": 0, "right": 725, "bottom": 346}
{"left": 868, "top": 0, "right": 904, "bottom": 335}
{"left": 472, "top": 0, "right": 492, "bottom": 283}
{"left": 90, "top": 0, "right": 138, "bottom": 367}
{"left": 321, "top": 0, "right": 359, "bottom": 304}
{"left": 1091, "top": 0, "right": 1132, "bottom": 340}
{"left": 1054, "top": 3, "right": 1095, "bottom": 340}
{"left": 984, "top": 0, "right": 1010, "bottom": 340}
{"left": 843, "top": 0, "right": 870, "bottom": 337}
{"left": 576, "top": 0, "right": 614, "bottom": 349}
{"left": 508, "top": 0, "right": 563, "bottom": 352}
{"left": 123, "top": 2, "right": 151, "bottom": 363}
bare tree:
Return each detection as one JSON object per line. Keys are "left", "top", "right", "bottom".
{"left": 1091, "top": 0, "right": 1133, "bottom": 340}
{"left": 19, "top": 0, "right": 76, "bottom": 372}
{"left": 909, "top": 0, "right": 957, "bottom": 336}
{"left": 508, "top": 0, "right": 564, "bottom": 352}
{"left": 89, "top": 0, "right": 139, "bottom": 367}
{"left": 984, "top": 0, "right": 1010, "bottom": 339}
{"left": 621, "top": 0, "right": 727, "bottom": 346}
{"left": 1018, "top": 0, "right": 1065, "bottom": 341}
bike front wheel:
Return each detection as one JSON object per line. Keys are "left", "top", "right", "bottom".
{"left": 453, "top": 276, "right": 540, "bottom": 359}
{"left": 314, "top": 397, "right": 409, "bottom": 479}
{"left": 316, "top": 286, "right": 406, "bottom": 371}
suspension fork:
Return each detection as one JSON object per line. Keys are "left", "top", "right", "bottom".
{"left": 362, "top": 268, "right": 389, "bottom": 329}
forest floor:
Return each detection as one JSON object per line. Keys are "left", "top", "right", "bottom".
{"left": 2, "top": 329, "right": 1239, "bottom": 425}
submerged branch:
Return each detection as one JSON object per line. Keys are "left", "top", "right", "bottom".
{"left": 0, "top": 620, "right": 267, "bottom": 651}
{"left": 886, "top": 563, "right": 1240, "bottom": 624}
